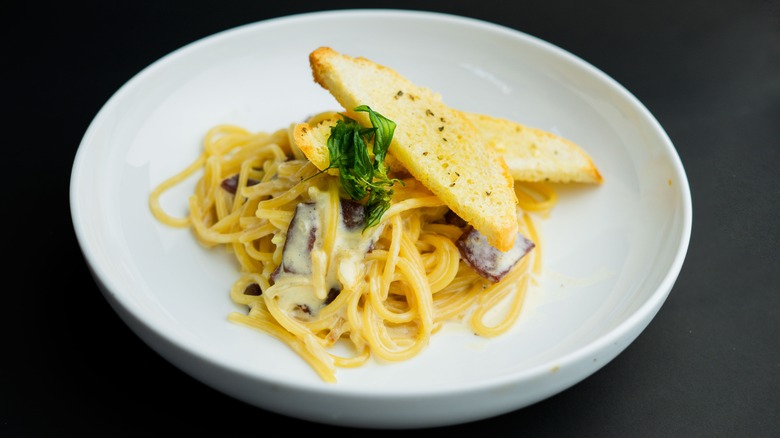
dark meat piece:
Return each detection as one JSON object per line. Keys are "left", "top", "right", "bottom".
{"left": 243, "top": 283, "right": 262, "bottom": 296}
{"left": 324, "top": 288, "right": 340, "bottom": 305}
{"left": 220, "top": 174, "right": 259, "bottom": 194}
{"left": 272, "top": 199, "right": 369, "bottom": 282}
{"left": 271, "top": 202, "right": 318, "bottom": 281}
{"left": 444, "top": 209, "right": 468, "bottom": 228}
{"left": 340, "top": 199, "right": 366, "bottom": 231}
{"left": 456, "top": 226, "right": 535, "bottom": 282}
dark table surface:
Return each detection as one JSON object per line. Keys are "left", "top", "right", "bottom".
{"left": 5, "top": 0, "right": 779, "bottom": 435}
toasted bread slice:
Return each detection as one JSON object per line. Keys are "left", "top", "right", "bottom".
{"left": 296, "top": 111, "right": 603, "bottom": 185}
{"left": 308, "top": 47, "right": 518, "bottom": 251}
{"left": 294, "top": 114, "right": 407, "bottom": 175}
{"left": 464, "top": 113, "right": 603, "bottom": 184}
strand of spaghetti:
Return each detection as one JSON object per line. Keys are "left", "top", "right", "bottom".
{"left": 331, "top": 345, "right": 371, "bottom": 368}
{"left": 260, "top": 290, "right": 341, "bottom": 372}
{"left": 230, "top": 156, "right": 265, "bottom": 213}
{"left": 515, "top": 181, "right": 557, "bottom": 213}
{"left": 523, "top": 213, "right": 543, "bottom": 274}
{"left": 345, "top": 273, "right": 368, "bottom": 351}
{"left": 303, "top": 333, "right": 335, "bottom": 374}
{"left": 232, "top": 240, "right": 263, "bottom": 273}
{"left": 470, "top": 254, "right": 532, "bottom": 336}
{"left": 214, "top": 185, "right": 234, "bottom": 226}
{"left": 256, "top": 210, "right": 295, "bottom": 231}
{"left": 363, "top": 254, "right": 433, "bottom": 361}
{"left": 203, "top": 125, "right": 255, "bottom": 154}
{"left": 238, "top": 214, "right": 265, "bottom": 229}
{"left": 188, "top": 195, "right": 243, "bottom": 244}
{"left": 262, "top": 278, "right": 349, "bottom": 340}
{"left": 327, "top": 282, "right": 373, "bottom": 368}
{"left": 437, "top": 268, "right": 483, "bottom": 295}
{"left": 432, "top": 282, "right": 483, "bottom": 322}
{"left": 237, "top": 221, "right": 276, "bottom": 244}
{"left": 271, "top": 233, "right": 284, "bottom": 268}
{"left": 149, "top": 154, "right": 207, "bottom": 227}
{"left": 242, "top": 179, "right": 295, "bottom": 199}
{"left": 399, "top": 231, "right": 428, "bottom": 287}
{"left": 214, "top": 148, "right": 258, "bottom": 180}
{"left": 237, "top": 231, "right": 275, "bottom": 271}
{"left": 262, "top": 283, "right": 318, "bottom": 338}
{"left": 209, "top": 200, "right": 247, "bottom": 234}
{"left": 256, "top": 177, "right": 310, "bottom": 208}
{"left": 201, "top": 148, "right": 255, "bottom": 194}
{"left": 322, "top": 179, "right": 340, "bottom": 269}
{"left": 218, "top": 142, "right": 284, "bottom": 178}
{"left": 421, "top": 223, "right": 462, "bottom": 241}
{"left": 383, "top": 196, "right": 444, "bottom": 218}
{"left": 419, "top": 234, "right": 460, "bottom": 293}
{"left": 399, "top": 233, "right": 435, "bottom": 326}
{"left": 204, "top": 127, "right": 269, "bottom": 159}
{"left": 363, "top": 304, "right": 425, "bottom": 362}
{"left": 322, "top": 315, "right": 348, "bottom": 345}
{"left": 403, "top": 209, "right": 423, "bottom": 243}
{"left": 234, "top": 193, "right": 263, "bottom": 227}
{"left": 252, "top": 141, "right": 289, "bottom": 163}
{"left": 195, "top": 155, "right": 222, "bottom": 219}
{"left": 242, "top": 247, "right": 274, "bottom": 264}
{"left": 367, "top": 259, "right": 416, "bottom": 324}
{"left": 295, "top": 308, "right": 343, "bottom": 334}
{"left": 379, "top": 214, "right": 403, "bottom": 301}
{"left": 317, "top": 270, "right": 362, "bottom": 320}
{"left": 242, "top": 200, "right": 271, "bottom": 230}
{"left": 229, "top": 273, "right": 269, "bottom": 306}
{"left": 259, "top": 159, "right": 283, "bottom": 183}
{"left": 227, "top": 312, "right": 336, "bottom": 383}
{"left": 479, "top": 253, "right": 530, "bottom": 311}
{"left": 284, "top": 160, "right": 319, "bottom": 181}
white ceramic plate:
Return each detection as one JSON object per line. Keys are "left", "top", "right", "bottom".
{"left": 70, "top": 9, "right": 692, "bottom": 429}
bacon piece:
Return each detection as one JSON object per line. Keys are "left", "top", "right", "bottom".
{"left": 456, "top": 225, "right": 535, "bottom": 282}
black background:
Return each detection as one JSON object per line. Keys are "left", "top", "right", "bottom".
{"left": 4, "top": 0, "right": 779, "bottom": 435}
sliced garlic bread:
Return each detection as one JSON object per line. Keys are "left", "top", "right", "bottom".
{"left": 296, "top": 111, "right": 603, "bottom": 184}
{"left": 308, "top": 47, "right": 519, "bottom": 251}
{"left": 464, "top": 112, "right": 603, "bottom": 184}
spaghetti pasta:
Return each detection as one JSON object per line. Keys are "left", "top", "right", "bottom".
{"left": 149, "top": 114, "right": 555, "bottom": 382}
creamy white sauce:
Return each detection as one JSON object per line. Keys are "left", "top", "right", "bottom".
{"left": 269, "top": 189, "right": 381, "bottom": 317}
{"left": 280, "top": 202, "right": 318, "bottom": 275}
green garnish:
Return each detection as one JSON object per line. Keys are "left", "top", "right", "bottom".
{"left": 319, "top": 105, "right": 402, "bottom": 231}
